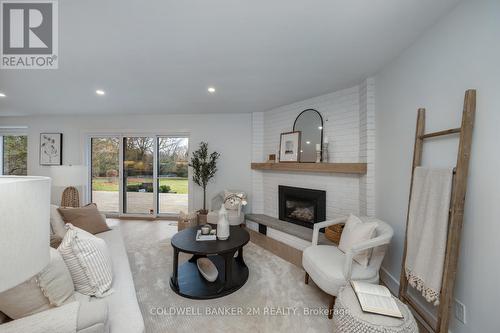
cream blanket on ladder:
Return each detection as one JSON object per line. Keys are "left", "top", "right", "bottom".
{"left": 405, "top": 167, "right": 453, "bottom": 306}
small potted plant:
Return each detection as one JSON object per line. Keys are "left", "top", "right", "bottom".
{"left": 189, "top": 142, "right": 220, "bottom": 224}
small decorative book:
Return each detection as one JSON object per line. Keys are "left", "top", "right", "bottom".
{"left": 351, "top": 281, "right": 403, "bottom": 318}
{"left": 196, "top": 230, "right": 216, "bottom": 241}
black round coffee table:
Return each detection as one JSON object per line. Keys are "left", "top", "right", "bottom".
{"left": 170, "top": 226, "right": 250, "bottom": 299}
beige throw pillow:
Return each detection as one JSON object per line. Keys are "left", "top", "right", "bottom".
{"left": 0, "top": 249, "right": 75, "bottom": 319}
{"left": 58, "top": 203, "right": 110, "bottom": 235}
{"left": 338, "top": 214, "right": 377, "bottom": 267}
{"left": 58, "top": 224, "right": 113, "bottom": 297}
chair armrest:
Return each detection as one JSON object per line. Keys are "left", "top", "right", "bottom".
{"left": 311, "top": 217, "right": 347, "bottom": 245}
{"left": 342, "top": 231, "right": 394, "bottom": 280}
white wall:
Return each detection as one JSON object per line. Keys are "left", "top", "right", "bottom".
{"left": 252, "top": 80, "right": 375, "bottom": 221}
{"left": 0, "top": 113, "right": 253, "bottom": 212}
{"left": 375, "top": 0, "right": 500, "bottom": 332}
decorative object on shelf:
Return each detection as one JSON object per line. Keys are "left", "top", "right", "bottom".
{"left": 197, "top": 258, "right": 218, "bottom": 282}
{"left": 189, "top": 141, "right": 220, "bottom": 218}
{"left": 325, "top": 222, "right": 345, "bottom": 245}
{"left": 50, "top": 165, "right": 87, "bottom": 207}
{"left": 0, "top": 176, "right": 51, "bottom": 292}
{"left": 322, "top": 136, "right": 329, "bottom": 163}
{"left": 267, "top": 154, "right": 276, "bottom": 163}
{"left": 315, "top": 144, "right": 321, "bottom": 163}
{"left": 200, "top": 224, "right": 212, "bottom": 235}
{"left": 40, "top": 133, "right": 63, "bottom": 165}
{"left": 279, "top": 131, "right": 301, "bottom": 162}
{"left": 217, "top": 205, "right": 230, "bottom": 240}
{"left": 293, "top": 109, "right": 324, "bottom": 163}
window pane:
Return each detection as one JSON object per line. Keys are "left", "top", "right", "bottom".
{"left": 91, "top": 137, "right": 120, "bottom": 212}
{"left": 124, "top": 137, "right": 154, "bottom": 214}
{"left": 158, "top": 137, "right": 188, "bottom": 214}
{"left": 2, "top": 135, "right": 27, "bottom": 175}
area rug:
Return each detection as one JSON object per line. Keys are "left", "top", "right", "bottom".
{"left": 118, "top": 220, "right": 332, "bottom": 333}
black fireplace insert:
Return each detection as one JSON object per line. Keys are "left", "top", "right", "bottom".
{"left": 278, "top": 185, "right": 326, "bottom": 229}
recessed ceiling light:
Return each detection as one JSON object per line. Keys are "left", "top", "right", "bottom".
{"left": 318, "top": 126, "right": 323, "bottom": 130}
{"left": 207, "top": 87, "right": 216, "bottom": 94}
{"left": 0, "top": 92, "right": 6, "bottom": 98}
{"left": 95, "top": 89, "right": 105, "bottom": 96}
{"left": 306, "top": 141, "right": 311, "bottom": 144}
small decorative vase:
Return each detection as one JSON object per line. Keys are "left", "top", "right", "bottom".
{"left": 217, "top": 205, "right": 230, "bottom": 240}
{"left": 322, "top": 142, "right": 329, "bottom": 163}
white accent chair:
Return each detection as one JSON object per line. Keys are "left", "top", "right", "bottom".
{"left": 302, "top": 216, "right": 394, "bottom": 319}
{"left": 207, "top": 190, "right": 247, "bottom": 226}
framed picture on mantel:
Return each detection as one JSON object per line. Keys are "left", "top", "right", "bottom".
{"left": 40, "top": 133, "right": 63, "bottom": 165}
{"left": 279, "top": 131, "right": 301, "bottom": 162}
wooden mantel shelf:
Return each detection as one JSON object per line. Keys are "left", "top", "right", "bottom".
{"left": 251, "top": 162, "right": 367, "bottom": 174}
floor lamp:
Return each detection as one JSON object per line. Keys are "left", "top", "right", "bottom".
{"left": 0, "top": 176, "right": 51, "bottom": 292}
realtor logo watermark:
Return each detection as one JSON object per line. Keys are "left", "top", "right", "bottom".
{"left": 1, "top": 0, "right": 58, "bottom": 69}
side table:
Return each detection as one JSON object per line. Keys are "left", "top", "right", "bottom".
{"left": 333, "top": 286, "right": 418, "bottom": 333}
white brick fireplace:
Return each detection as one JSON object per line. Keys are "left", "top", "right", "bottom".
{"left": 251, "top": 78, "right": 375, "bottom": 221}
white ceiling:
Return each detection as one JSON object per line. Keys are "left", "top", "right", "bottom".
{"left": 0, "top": 0, "right": 460, "bottom": 116}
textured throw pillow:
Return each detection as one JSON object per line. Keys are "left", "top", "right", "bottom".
{"left": 338, "top": 214, "right": 377, "bottom": 267}
{"left": 58, "top": 203, "right": 110, "bottom": 235}
{"left": 0, "top": 248, "right": 75, "bottom": 319}
{"left": 50, "top": 204, "right": 67, "bottom": 238}
{"left": 58, "top": 224, "right": 113, "bottom": 297}
{"left": 223, "top": 190, "right": 246, "bottom": 210}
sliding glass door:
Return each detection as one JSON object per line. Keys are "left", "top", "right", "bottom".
{"left": 123, "top": 137, "right": 155, "bottom": 215}
{"left": 90, "top": 137, "right": 120, "bottom": 213}
{"left": 158, "top": 137, "right": 189, "bottom": 214}
{"left": 89, "top": 134, "right": 188, "bottom": 216}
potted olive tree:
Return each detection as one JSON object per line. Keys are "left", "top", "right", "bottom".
{"left": 189, "top": 142, "right": 220, "bottom": 223}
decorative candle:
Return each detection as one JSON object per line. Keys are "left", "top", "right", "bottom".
{"left": 315, "top": 143, "right": 321, "bottom": 151}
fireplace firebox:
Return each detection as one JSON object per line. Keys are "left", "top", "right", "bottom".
{"left": 278, "top": 185, "right": 326, "bottom": 229}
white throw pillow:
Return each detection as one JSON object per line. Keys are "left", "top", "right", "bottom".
{"left": 0, "top": 248, "right": 75, "bottom": 319}
{"left": 338, "top": 214, "right": 377, "bottom": 267}
{"left": 50, "top": 204, "right": 67, "bottom": 238}
{"left": 58, "top": 224, "right": 113, "bottom": 297}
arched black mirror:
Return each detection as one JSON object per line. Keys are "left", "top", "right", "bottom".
{"left": 293, "top": 109, "right": 323, "bottom": 162}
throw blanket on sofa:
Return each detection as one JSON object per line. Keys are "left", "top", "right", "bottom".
{"left": 405, "top": 167, "right": 453, "bottom": 306}
{"left": 0, "top": 301, "right": 79, "bottom": 333}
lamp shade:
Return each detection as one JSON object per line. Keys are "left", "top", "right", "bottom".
{"left": 0, "top": 176, "right": 51, "bottom": 292}
{"left": 50, "top": 165, "right": 87, "bottom": 187}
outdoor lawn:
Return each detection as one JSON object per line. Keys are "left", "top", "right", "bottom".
{"left": 92, "top": 177, "right": 188, "bottom": 194}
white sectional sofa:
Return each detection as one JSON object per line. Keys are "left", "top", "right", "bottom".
{"left": 78, "top": 220, "right": 144, "bottom": 333}
{"left": 0, "top": 216, "right": 144, "bottom": 333}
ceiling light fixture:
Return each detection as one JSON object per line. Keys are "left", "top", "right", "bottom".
{"left": 0, "top": 92, "right": 6, "bottom": 98}
{"left": 207, "top": 87, "right": 216, "bottom": 94}
{"left": 95, "top": 89, "right": 105, "bottom": 96}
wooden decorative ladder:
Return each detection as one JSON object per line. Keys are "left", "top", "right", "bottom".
{"left": 398, "top": 89, "right": 476, "bottom": 333}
